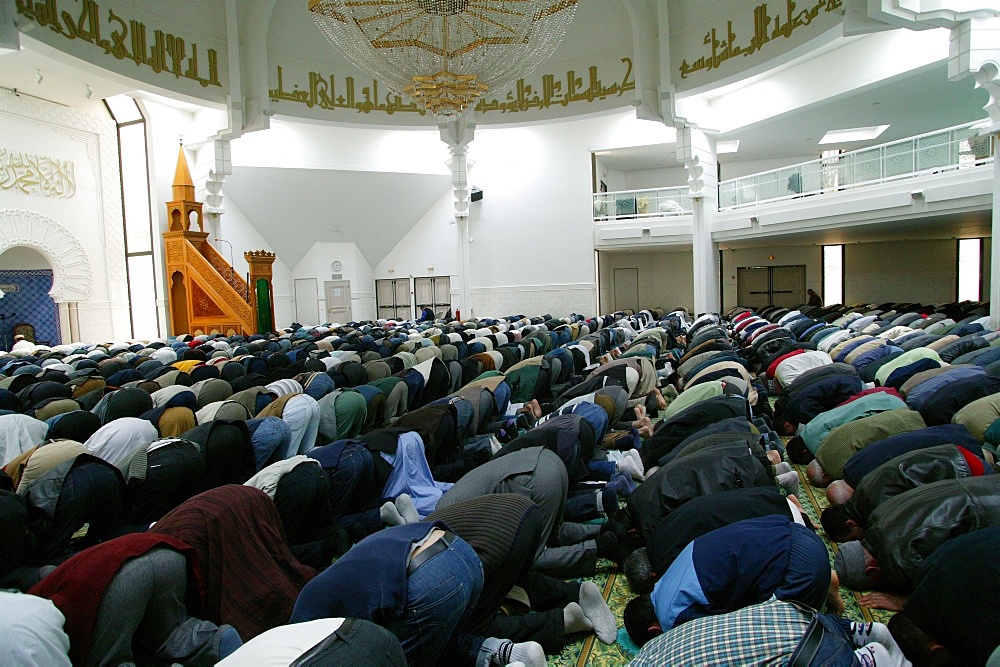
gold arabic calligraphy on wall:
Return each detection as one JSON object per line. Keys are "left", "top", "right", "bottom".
{"left": 680, "top": 0, "right": 843, "bottom": 79}
{"left": 0, "top": 149, "right": 76, "bottom": 199}
{"left": 15, "top": 0, "right": 220, "bottom": 88}
{"left": 269, "top": 58, "right": 635, "bottom": 116}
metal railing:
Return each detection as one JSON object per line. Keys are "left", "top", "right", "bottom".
{"left": 592, "top": 185, "right": 691, "bottom": 222}
{"left": 717, "top": 122, "right": 993, "bottom": 210}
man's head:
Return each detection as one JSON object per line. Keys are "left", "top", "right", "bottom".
{"left": 833, "top": 540, "right": 881, "bottom": 591}
{"left": 624, "top": 547, "right": 657, "bottom": 594}
{"left": 807, "top": 459, "right": 832, "bottom": 487}
{"left": 825, "top": 479, "right": 854, "bottom": 505}
{"left": 821, "top": 503, "right": 865, "bottom": 543}
{"left": 624, "top": 594, "right": 661, "bottom": 648}
{"left": 786, "top": 436, "right": 815, "bottom": 464}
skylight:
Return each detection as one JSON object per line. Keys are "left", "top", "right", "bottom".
{"left": 819, "top": 125, "right": 890, "bottom": 144}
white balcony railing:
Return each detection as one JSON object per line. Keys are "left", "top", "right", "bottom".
{"left": 717, "top": 121, "right": 994, "bottom": 210}
{"left": 593, "top": 185, "right": 691, "bottom": 222}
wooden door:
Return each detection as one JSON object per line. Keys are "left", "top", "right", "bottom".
{"left": 325, "top": 280, "right": 352, "bottom": 324}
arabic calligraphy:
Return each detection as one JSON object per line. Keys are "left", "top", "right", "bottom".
{"left": 15, "top": 0, "right": 220, "bottom": 88}
{"left": 0, "top": 149, "right": 77, "bottom": 198}
{"left": 268, "top": 58, "right": 635, "bottom": 116}
{"left": 679, "top": 0, "right": 842, "bottom": 79}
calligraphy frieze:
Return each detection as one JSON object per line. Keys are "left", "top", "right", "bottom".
{"left": 0, "top": 148, "right": 76, "bottom": 198}
{"left": 15, "top": 0, "right": 221, "bottom": 88}
{"left": 677, "top": 0, "right": 843, "bottom": 81}
{"left": 268, "top": 57, "right": 636, "bottom": 117}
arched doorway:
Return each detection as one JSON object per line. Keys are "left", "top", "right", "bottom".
{"left": 0, "top": 246, "right": 60, "bottom": 350}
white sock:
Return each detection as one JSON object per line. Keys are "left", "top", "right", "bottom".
{"left": 380, "top": 501, "right": 404, "bottom": 526}
{"left": 853, "top": 642, "right": 913, "bottom": 667}
{"left": 625, "top": 449, "right": 645, "bottom": 476}
{"left": 507, "top": 642, "right": 546, "bottom": 667}
{"left": 578, "top": 581, "right": 617, "bottom": 644}
{"left": 562, "top": 602, "right": 593, "bottom": 634}
{"left": 618, "top": 456, "right": 645, "bottom": 482}
{"left": 395, "top": 494, "right": 421, "bottom": 524}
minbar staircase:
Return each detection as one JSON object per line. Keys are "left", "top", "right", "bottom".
{"left": 164, "top": 230, "right": 258, "bottom": 336}
{"left": 162, "top": 145, "right": 274, "bottom": 337}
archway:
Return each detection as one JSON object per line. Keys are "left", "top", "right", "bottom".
{"left": 0, "top": 209, "right": 95, "bottom": 347}
{"left": 0, "top": 246, "right": 60, "bottom": 349}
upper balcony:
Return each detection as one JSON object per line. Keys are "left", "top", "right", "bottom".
{"left": 594, "top": 121, "right": 994, "bottom": 249}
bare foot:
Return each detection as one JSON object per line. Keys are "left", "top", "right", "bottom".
{"left": 517, "top": 399, "right": 543, "bottom": 419}
{"left": 633, "top": 404, "right": 647, "bottom": 420}
{"left": 652, "top": 388, "right": 667, "bottom": 410}
{"left": 767, "top": 449, "right": 782, "bottom": 466}
{"left": 857, "top": 591, "right": 907, "bottom": 611}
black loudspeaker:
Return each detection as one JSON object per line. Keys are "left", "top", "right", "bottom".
{"left": 470, "top": 187, "right": 483, "bottom": 202}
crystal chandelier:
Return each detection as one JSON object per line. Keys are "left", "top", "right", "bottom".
{"left": 309, "top": 0, "right": 579, "bottom": 120}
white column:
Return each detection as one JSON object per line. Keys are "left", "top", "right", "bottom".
{"left": 439, "top": 118, "right": 476, "bottom": 319}
{"left": 676, "top": 126, "right": 720, "bottom": 315}
{"left": 947, "top": 17, "right": 1000, "bottom": 326}
{"left": 991, "top": 139, "right": 1000, "bottom": 329}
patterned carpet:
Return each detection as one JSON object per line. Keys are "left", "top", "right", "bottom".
{"left": 553, "top": 462, "right": 896, "bottom": 666}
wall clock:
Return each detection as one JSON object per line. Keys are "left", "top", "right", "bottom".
{"left": 331, "top": 261, "right": 343, "bottom": 272}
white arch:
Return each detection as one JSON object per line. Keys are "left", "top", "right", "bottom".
{"left": 0, "top": 209, "right": 93, "bottom": 302}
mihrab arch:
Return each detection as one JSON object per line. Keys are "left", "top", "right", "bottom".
{"left": 0, "top": 209, "right": 93, "bottom": 303}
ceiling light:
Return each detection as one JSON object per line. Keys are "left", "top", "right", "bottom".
{"left": 716, "top": 140, "right": 740, "bottom": 154}
{"left": 34, "top": 70, "right": 43, "bottom": 84}
{"left": 819, "top": 125, "right": 889, "bottom": 144}
{"left": 309, "top": 0, "right": 578, "bottom": 121}
{"left": 84, "top": 85, "right": 93, "bottom": 99}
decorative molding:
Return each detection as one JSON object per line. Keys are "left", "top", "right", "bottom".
{"left": 0, "top": 88, "right": 127, "bottom": 301}
{"left": 0, "top": 208, "right": 93, "bottom": 302}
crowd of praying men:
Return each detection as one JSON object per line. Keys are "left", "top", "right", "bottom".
{"left": 0, "top": 299, "right": 997, "bottom": 666}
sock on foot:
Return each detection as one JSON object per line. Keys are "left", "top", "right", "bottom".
{"left": 562, "top": 602, "right": 594, "bottom": 635}
{"left": 600, "top": 488, "right": 618, "bottom": 516}
{"left": 395, "top": 493, "right": 421, "bottom": 524}
{"left": 618, "top": 456, "right": 645, "bottom": 482}
{"left": 625, "top": 449, "right": 645, "bottom": 476}
{"left": 380, "top": 501, "right": 405, "bottom": 526}
{"left": 595, "top": 531, "right": 628, "bottom": 567}
{"left": 218, "top": 626, "right": 242, "bottom": 660}
{"left": 508, "top": 641, "right": 546, "bottom": 667}
{"left": 578, "top": 581, "right": 617, "bottom": 644}
{"left": 609, "top": 472, "right": 637, "bottom": 498}
{"left": 777, "top": 470, "right": 800, "bottom": 496}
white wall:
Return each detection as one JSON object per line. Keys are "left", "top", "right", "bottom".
{"left": 625, "top": 166, "right": 687, "bottom": 190}
{"left": 599, "top": 250, "right": 694, "bottom": 314}
{"left": 293, "top": 242, "right": 375, "bottom": 323}
{"left": 0, "top": 90, "right": 128, "bottom": 342}
{"left": 845, "top": 239, "right": 956, "bottom": 304}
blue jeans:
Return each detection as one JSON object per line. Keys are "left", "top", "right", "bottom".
{"left": 386, "top": 535, "right": 484, "bottom": 667}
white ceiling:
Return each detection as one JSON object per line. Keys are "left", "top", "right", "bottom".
{"left": 595, "top": 62, "right": 989, "bottom": 171}
{"left": 1, "top": 6, "right": 992, "bottom": 260}
{"left": 223, "top": 167, "right": 452, "bottom": 268}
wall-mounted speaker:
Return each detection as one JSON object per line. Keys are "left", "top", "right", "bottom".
{"left": 470, "top": 187, "right": 483, "bottom": 202}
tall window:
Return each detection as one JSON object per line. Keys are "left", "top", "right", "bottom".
{"left": 105, "top": 96, "right": 159, "bottom": 339}
{"left": 958, "top": 238, "right": 982, "bottom": 302}
{"left": 823, "top": 244, "right": 843, "bottom": 306}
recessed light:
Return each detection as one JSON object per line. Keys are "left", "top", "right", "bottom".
{"left": 819, "top": 125, "right": 890, "bottom": 144}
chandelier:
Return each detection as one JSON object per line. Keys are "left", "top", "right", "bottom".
{"left": 309, "top": 0, "right": 579, "bottom": 120}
